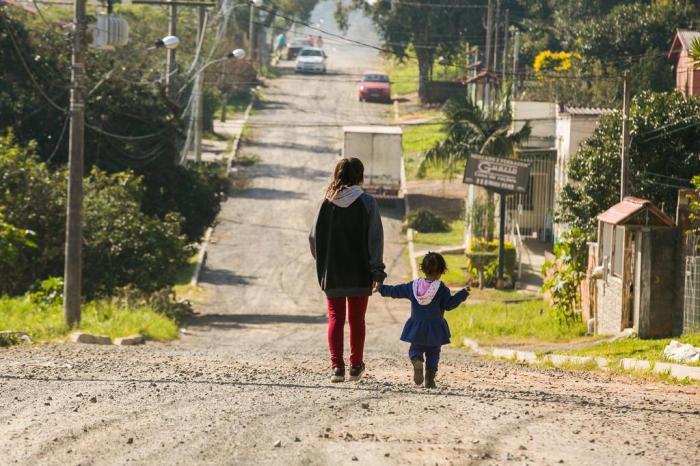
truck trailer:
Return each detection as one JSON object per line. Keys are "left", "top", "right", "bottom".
{"left": 342, "top": 126, "right": 404, "bottom": 199}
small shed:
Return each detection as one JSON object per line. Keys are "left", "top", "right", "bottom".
{"left": 668, "top": 29, "right": 700, "bottom": 98}
{"left": 592, "top": 197, "right": 679, "bottom": 338}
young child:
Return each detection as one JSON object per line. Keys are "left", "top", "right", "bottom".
{"left": 378, "top": 252, "right": 469, "bottom": 388}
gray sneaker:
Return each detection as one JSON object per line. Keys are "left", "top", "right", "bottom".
{"left": 331, "top": 366, "right": 345, "bottom": 383}
{"left": 411, "top": 358, "right": 424, "bottom": 386}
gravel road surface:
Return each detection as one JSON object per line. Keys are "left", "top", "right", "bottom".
{"left": 1, "top": 3, "right": 698, "bottom": 465}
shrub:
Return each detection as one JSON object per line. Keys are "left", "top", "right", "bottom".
{"left": 407, "top": 209, "right": 450, "bottom": 233}
{"left": 466, "top": 238, "right": 516, "bottom": 288}
{"left": 83, "top": 169, "right": 192, "bottom": 296}
{"left": 142, "top": 162, "right": 228, "bottom": 242}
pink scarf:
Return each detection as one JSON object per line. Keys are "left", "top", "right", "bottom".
{"left": 412, "top": 279, "right": 441, "bottom": 305}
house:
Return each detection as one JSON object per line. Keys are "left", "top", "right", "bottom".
{"left": 668, "top": 29, "right": 700, "bottom": 97}
{"left": 586, "top": 197, "right": 681, "bottom": 337}
{"left": 507, "top": 102, "right": 612, "bottom": 243}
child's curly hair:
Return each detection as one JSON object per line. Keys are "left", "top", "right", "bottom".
{"left": 420, "top": 252, "right": 447, "bottom": 277}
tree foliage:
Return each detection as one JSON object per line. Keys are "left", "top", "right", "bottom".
{"left": 334, "top": 0, "right": 479, "bottom": 100}
{"left": 558, "top": 91, "right": 700, "bottom": 236}
{"left": 541, "top": 227, "right": 587, "bottom": 325}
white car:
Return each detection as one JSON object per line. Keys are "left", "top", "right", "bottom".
{"left": 295, "top": 47, "right": 327, "bottom": 73}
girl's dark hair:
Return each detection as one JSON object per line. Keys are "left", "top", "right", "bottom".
{"left": 326, "top": 157, "right": 364, "bottom": 199}
{"left": 421, "top": 252, "right": 447, "bottom": 277}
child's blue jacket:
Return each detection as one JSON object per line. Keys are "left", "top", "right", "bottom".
{"left": 378, "top": 281, "right": 468, "bottom": 346}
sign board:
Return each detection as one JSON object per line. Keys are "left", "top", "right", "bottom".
{"left": 463, "top": 155, "right": 531, "bottom": 193}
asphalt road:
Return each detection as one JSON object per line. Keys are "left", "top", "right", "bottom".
{"left": 1, "top": 2, "right": 699, "bottom": 465}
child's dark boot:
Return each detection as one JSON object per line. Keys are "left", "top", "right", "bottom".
{"left": 425, "top": 367, "right": 437, "bottom": 388}
{"left": 411, "top": 358, "right": 424, "bottom": 385}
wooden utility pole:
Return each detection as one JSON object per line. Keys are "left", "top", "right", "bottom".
{"left": 193, "top": 6, "right": 206, "bottom": 162}
{"left": 620, "top": 71, "right": 631, "bottom": 200}
{"left": 493, "top": 0, "right": 500, "bottom": 84}
{"left": 249, "top": 2, "right": 256, "bottom": 65}
{"left": 483, "top": 0, "right": 494, "bottom": 108}
{"left": 497, "top": 192, "right": 507, "bottom": 289}
{"left": 502, "top": 10, "right": 509, "bottom": 81}
{"left": 512, "top": 30, "right": 520, "bottom": 93}
{"left": 165, "top": 0, "right": 177, "bottom": 97}
{"left": 64, "top": 0, "right": 87, "bottom": 327}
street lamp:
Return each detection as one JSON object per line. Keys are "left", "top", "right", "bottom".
{"left": 192, "top": 49, "right": 247, "bottom": 162}
{"left": 154, "top": 35, "right": 180, "bottom": 50}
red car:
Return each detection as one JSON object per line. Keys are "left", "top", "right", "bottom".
{"left": 358, "top": 71, "right": 392, "bottom": 103}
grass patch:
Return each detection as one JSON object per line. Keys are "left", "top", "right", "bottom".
{"left": 446, "top": 299, "right": 587, "bottom": 346}
{"left": 175, "top": 253, "right": 199, "bottom": 286}
{"left": 213, "top": 91, "right": 253, "bottom": 120}
{"left": 0, "top": 297, "right": 179, "bottom": 343}
{"left": 401, "top": 116, "right": 450, "bottom": 181}
{"left": 413, "top": 220, "right": 464, "bottom": 249}
{"left": 385, "top": 59, "right": 419, "bottom": 96}
{"left": 563, "top": 334, "right": 700, "bottom": 367}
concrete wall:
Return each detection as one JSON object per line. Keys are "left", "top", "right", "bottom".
{"left": 512, "top": 101, "right": 556, "bottom": 149}
{"left": 596, "top": 276, "right": 623, "bottom": 335}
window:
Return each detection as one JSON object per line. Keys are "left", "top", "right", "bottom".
{"left": 600, "top": 222, "right": 614, "bottom": 267}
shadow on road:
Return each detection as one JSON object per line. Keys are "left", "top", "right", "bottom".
{"left": 188, "top": 313, "right": 326, "bottom": 327}
{"left": 232, "top": 187, "right": 307, "bottom": 200}
{"left": 201, "top": 269, "right": 255, "bottom": 286}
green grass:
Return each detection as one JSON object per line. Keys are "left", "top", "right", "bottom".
{"left": 402, "top": 119, "right": 445, "bottom": 154}
{"left": 213, "top": 92, "right": 253, "bottom": 120}
{"left": 175, "top": 253, "right": 199, "bottom": 286}
{"left": 563, "top": 333, "right": 700, "bottom": 367}
{"left": 446, "top": 299, "right": 588, "bottom": 346}
{"left": 0, "top": 297, "right": 179, "bottom": 343}
{"left": 413, "top": 221, "right": 464, "bottom": 249}
{"left": 385, "top": 59, "right": 419, "bottom": 96}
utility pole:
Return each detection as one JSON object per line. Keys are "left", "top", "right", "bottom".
{"left": 620, "top": 71, "right": 631, "bottom": 200}
{"left": 502, "top": 10, "right": 509, "bottom": 81}
{"left": 249, "top": 2, "right": 256, "bottom": 65}
{"left": 165, "top": 0, "right": 177, "bottom": 97}
{"left": 493, "top": 0, "right": 500, "bottom": 86}
{"left": 512, "top": 30, "right": 520, "bottom": 94}
{"left": 193, "top": 6, "right": 206, "bottom": 162}
{"left": 497, "top": 192, "right": 506, "bottom": 289}
{"left": 64, "top": 0, "right": 87, "bottom": 327}
{"left": 483, "top": 0, "right": 494, "bottom": 109}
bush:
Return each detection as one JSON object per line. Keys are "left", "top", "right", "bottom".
{"left": 407, "top": 209, "right": 450, "bottom": 233}
{"left": 541, "top": 228, "right": 587, "bottom": 325}
{"left": 466, "top": 238, "right": 516, "bottom": 288}
{"left": 83, "top": 169, "right": 192, "bottom": 297}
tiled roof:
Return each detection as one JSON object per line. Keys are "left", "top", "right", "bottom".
{"left": 676, "top": 29, "right": 700, "bottom": 49}
{"left": 597, "top": 196, "right": 675, "bottom": 227}
{"left": 558, "top": 104, "right": 614, "bottom": 116}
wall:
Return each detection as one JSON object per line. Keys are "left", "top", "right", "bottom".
{"left": 422, "top": 81, "right": 467, "bottom": 104}
{"left": 512, "top": 101, "right": 556, "bottom": 149}
{"left": 596, "top": 276, "right": 623, "bottom": 335}
{"left": 676, "top": 52, "right": 700, "bottom": 97}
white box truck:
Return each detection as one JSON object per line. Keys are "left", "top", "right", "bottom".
{"left": 342, "top": 126, "right": 403, "bottom": 198}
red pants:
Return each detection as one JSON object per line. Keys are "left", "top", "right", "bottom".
{"left": 326, "top": 296, "right": 368, "bottom": 368}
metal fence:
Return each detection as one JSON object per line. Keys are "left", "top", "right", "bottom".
{"left": 683, "top": 234, "right": 700, "bottom": 333}
{"left": 684, "top": 256, "right": 700, "bottom": 333}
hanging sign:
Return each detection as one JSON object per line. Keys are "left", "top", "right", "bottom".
{"left": 463, "top": 155, "right": 531, "bottom": 193}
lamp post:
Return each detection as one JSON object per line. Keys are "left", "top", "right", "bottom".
{"left": 193, "top": 49, "right": 246, "bottom": 162}
{"left": 249, "top": 0, "right": 263, "bottom": 66}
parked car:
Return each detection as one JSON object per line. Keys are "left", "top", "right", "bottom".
{"left": 286, "top": 38, "right": 312, "bottom": 60}
{"left": 358, "top": 71, "right": 392, "bottom": 103}
{"left": 294, "top": 47, "right": 327, "bottom": 74}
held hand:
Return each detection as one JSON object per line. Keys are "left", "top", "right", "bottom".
{"left": 463, "top": 286, "right": 471, "bottom": 299}
{"left": 372, "top": 281, "right": 381, "bottom": 294}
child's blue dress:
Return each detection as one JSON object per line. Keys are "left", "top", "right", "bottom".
{"left": 378, "top": 280, "right": 468, "bottom": 346}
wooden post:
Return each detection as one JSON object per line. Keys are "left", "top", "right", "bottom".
{"left": 620, "top": 71, "right": 631, "bottom": 200}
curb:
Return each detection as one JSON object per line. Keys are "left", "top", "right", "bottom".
{"left": 190, "top": 227, "right": 213, "bottom": 287}
{"left": 225, "top": 96, "right": 256, "bottom": 174}
{"left": 407, "top": 228, "right": 418, "bottom": 280}
{"left": 463, "top": 338, "right": 700, "bottom": 382}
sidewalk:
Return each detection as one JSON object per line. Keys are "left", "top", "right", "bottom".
{"left": 185, "top": 113, "right": 249, "bottom": 164}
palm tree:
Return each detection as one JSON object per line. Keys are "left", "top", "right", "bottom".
{"left": 423, "top": 89, "right": 531, "bottom": 242}
{"left": 690, "top": 37, "right": 700, "bottom": 70}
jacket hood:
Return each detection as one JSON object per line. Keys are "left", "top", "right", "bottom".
{"left": 328, "top": 185, "right": 364, "bottom": 208}
{"left": 412, "top": 279, "right": 441, "bottom": 305}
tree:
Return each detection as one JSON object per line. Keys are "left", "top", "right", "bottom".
{"left": 424, "top": 90, "right": 531, "bottom": 242}
{"left": 334, "top": 0, "right": 479, "bottom": 101}
{"left": 558, "top": 91, "right": 700, "bottom": 236}
{"left": 690, "top": 37, "right": 700, "bottom": 70}
{"left": 425, "top": 90, "right": 531, "bottom": 172}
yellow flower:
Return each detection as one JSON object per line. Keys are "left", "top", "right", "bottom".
{"left": 533, "top": 50, "right": 580, "bottom": 78}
